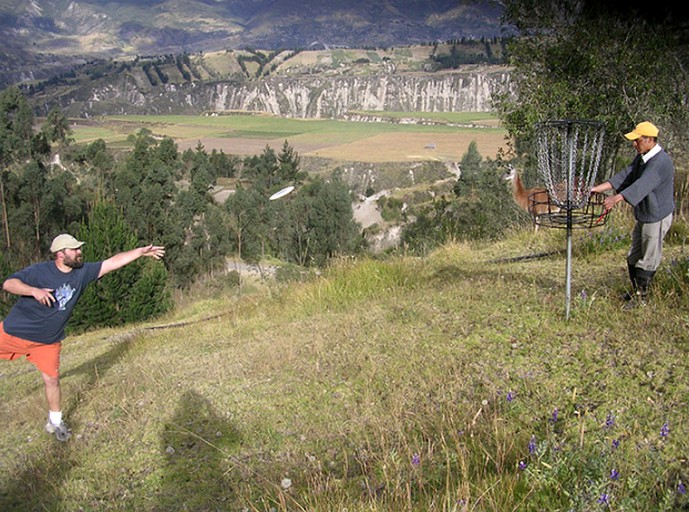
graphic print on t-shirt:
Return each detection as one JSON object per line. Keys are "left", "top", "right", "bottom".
{"left": 54, "top": 283, "right": 76, "bottom": 311}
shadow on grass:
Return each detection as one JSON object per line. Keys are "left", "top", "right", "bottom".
{"left": 1, "top": 338, "right": 242, "bottom": 510}
{"left": 0, "top": 440, "right": 79, "bottom": 510}
{"left": 156, "top": 390, "right": 241, "bottom": 509}
{"left": 61, "top": 333, "right": 138, "bottom": 418}
{"left": 0, "top": 335, "right": 136, "bottom": 511}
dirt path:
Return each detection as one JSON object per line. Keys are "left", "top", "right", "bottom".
{"left": 352, "top": 190, "right": 387, "bottom": 229}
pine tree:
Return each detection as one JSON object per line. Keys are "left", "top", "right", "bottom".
{"left": 68, "top": 202, "right": 171, "bottom": 333}
{"left": 43, "top": 106, "right": 73, "bottom": 150}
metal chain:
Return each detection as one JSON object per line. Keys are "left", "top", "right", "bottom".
{"left": 535, "top": 120, "right": 605, "bottom": 209}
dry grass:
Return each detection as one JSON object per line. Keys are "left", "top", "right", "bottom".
{"left": 307, "top": 131, "right": 508, "bottom": 162}
{"left": 1, "top": 226, "right": 688, "bottom": 511}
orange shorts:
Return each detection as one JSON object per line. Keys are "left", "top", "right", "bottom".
{"left": 0, "top": 322, "right": 61, "bottom": 377}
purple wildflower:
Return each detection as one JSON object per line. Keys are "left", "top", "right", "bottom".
{"left": 609, "top": 468, "right": 619, "bottom": 481}
{"left": 411, "top": 453, "right": 421, "bottom": 466}
{"left": 597, "top": 493, "right": 609, "bottom": 505}
{"left": 528, "top": 435, "right": 537, "bottom": 454}
{"left": 660, "top": 422, "right": 670, "bottom": 438}
{"left": 678, "top": 482, "right": 687, "bottom": 495}
{"left": 612, "top": 438, "right": 620, "bottom": 450}
{"left": 506, "top": 391, "right": 515, "bottom": 402}
{"left": 518, "top": 460, "right": 527, "bottom": 471}
{"left": 605, "top": 412, "right": 615, "bottom": 428}
{"left": 550, "top": 408, "right": 559, "bottom": 424}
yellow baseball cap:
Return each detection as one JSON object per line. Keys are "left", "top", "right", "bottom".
{"left": 50, "top": 234, "right": 85, "bottom": 253}
{"left": 624, "top": 121, "right": 659, "bottom": 140}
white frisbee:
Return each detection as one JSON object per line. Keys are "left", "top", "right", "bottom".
{"left": 269, "top": 185, "right": 295, "bottom": 201}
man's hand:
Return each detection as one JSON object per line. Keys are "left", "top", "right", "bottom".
{"left": 3, "top": 278, "right": 55, "bottom": 306}
{"left": 603, "top": 193, "right": 625, "bottom": 212}
{"left": 591, "top": 182, "right": 612, "bottom": 194}
{"left": 99, "top": 245, "right": 166, "bottom": 278}
{"left": 141, "top": 245, "right": 165, "bottom": 260}
{"left": 32, "top": 288, "right": 56, "bottom": 307}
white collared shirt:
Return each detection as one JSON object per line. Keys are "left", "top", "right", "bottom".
{"left": 642, "top": 144, "right": 662, "bottom": 163}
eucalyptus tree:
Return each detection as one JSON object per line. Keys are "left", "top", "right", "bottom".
{"left": 0, "top": 86, "right": 36, "bottom": 250}
{"left": 188, "top": 142, "right": 215, "bottom": 199}
{"left": 453, "top": 140, "right": 483, "bottom": 197}
{"left": 18, "top": 160, "right": 49, "bottom": 251}
{"left": 496, "top": 0, "right": 689, "bottom": 171}
{"left": 286, "top": 178, "right": 362, "bottom": 267}
{"left": 242, "top": 141, "right": 306, "bottom": 194}
{"left": 242, "top": 145, "right": 280, "bottom": 194}
{"left": 277, "top": 140, "right": 307, "bottom": 184}
{"left": 114, "top": 130, "right": 180, "bottom": 244}
{"left": 0, "top": 87, "right": 79, "bottom": 259}
{"left": 209, "top": 149, "right": 239, "bottom": 179}
{"left": 170, "top": 144, "right": 231, "bottom": 286}
{"left": 225, "top": 186, "right": 264, "bottom": 265}
{"left": 66, "top": 138, "right": 116, "bottom": 201}
{"left": 43, "top": 105, "right": 73, "bottom": 150}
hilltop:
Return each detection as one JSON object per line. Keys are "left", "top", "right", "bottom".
{"left": 1, "top": 224, "right": 688, "bottom": 510}
{"left": 0, "top": 0, "right": 508, "bottom": 89}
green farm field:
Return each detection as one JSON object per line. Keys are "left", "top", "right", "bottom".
{"left": 70, "top": 112, "right": 509, "bottom": 163}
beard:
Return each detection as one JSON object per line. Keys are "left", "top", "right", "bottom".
{"left": 63, "top": 254, "right": 84, "bottom": 269}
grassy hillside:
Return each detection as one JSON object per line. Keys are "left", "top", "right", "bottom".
{"left": 1, "top": 220, "right": 688, "bottom": 511}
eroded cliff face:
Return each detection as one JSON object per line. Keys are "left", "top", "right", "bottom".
{"left": 59, "top": 67, "right": 511, "bottom": 118}
{"left": 204, "top": 70, "right": 509, "bottom": 117}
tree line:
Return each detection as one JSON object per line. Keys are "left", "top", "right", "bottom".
{"left": 0, "top": 86, "right": 362, "bottom": 328}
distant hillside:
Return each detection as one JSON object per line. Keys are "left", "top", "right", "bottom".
{"left": 0, "top": 0, "right": 508, "bottom": 88}
{"left": 23, "top": 42, "right": 512, "bottom": 118}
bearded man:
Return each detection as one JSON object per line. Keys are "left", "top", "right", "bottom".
{"left": 1, "top": 234, "right": 165, "bottom": 440}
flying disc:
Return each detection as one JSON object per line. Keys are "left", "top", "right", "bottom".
{"left": 269, "top": 186, "right": 295, "bottom": 201}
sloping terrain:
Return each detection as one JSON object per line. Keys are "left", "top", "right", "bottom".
{"left": 0, "top": 0, "right": 507, "bottom": 87}
{"left": 1, "top": 228, "right": 687, "bottom": 510}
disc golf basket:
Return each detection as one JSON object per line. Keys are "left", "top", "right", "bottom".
{"left": 532, "top": 120, "right": 607, "bottom": 319}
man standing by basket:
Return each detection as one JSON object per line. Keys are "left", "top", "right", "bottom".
{"left": 1, "top": 234, "right": 165, "bottom": 441}
{"left": 591, "top": 121, "right": 675, "bottom": 308}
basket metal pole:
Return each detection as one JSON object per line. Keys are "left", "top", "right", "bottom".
{"left": 565, "top": 211, "right": 572, "bottom": 319}
{"left": 564, "top": 123, "right": 575, "bottom": 320}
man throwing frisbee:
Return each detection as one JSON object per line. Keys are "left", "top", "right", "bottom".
{"left": 1, "top": 234, "right": 165, "bottom": 441}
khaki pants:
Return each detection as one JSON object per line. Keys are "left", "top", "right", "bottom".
{"left": 627, "top": 213, "right": 673, "bottom": 272}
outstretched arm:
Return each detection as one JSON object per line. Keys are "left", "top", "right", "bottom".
{"left": 98, "top": 245, "right": 165, "bottom": 278}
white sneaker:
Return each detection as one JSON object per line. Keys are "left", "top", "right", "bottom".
{"left": 45, "top": 421, "right": 72, "bottom": 441}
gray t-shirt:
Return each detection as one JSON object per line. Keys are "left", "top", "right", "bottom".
{"left": 3, "top": 261, "right": 102, "bottom": 344}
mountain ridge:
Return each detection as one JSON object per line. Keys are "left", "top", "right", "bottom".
{"left": 22, "top": 43, "right": 511, "bottom": 117}
{"left": 0, "top": 0, "right": 507, "bottom": 87}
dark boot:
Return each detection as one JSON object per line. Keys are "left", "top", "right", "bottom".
{"left": 635, "top": 269, "right": 655, "bottom": 305}
{"left": 623, "top": 269, "right": 655, "bottom": 309}
{"left": 622, "top": 263, "right": 637, "bottom": 301}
